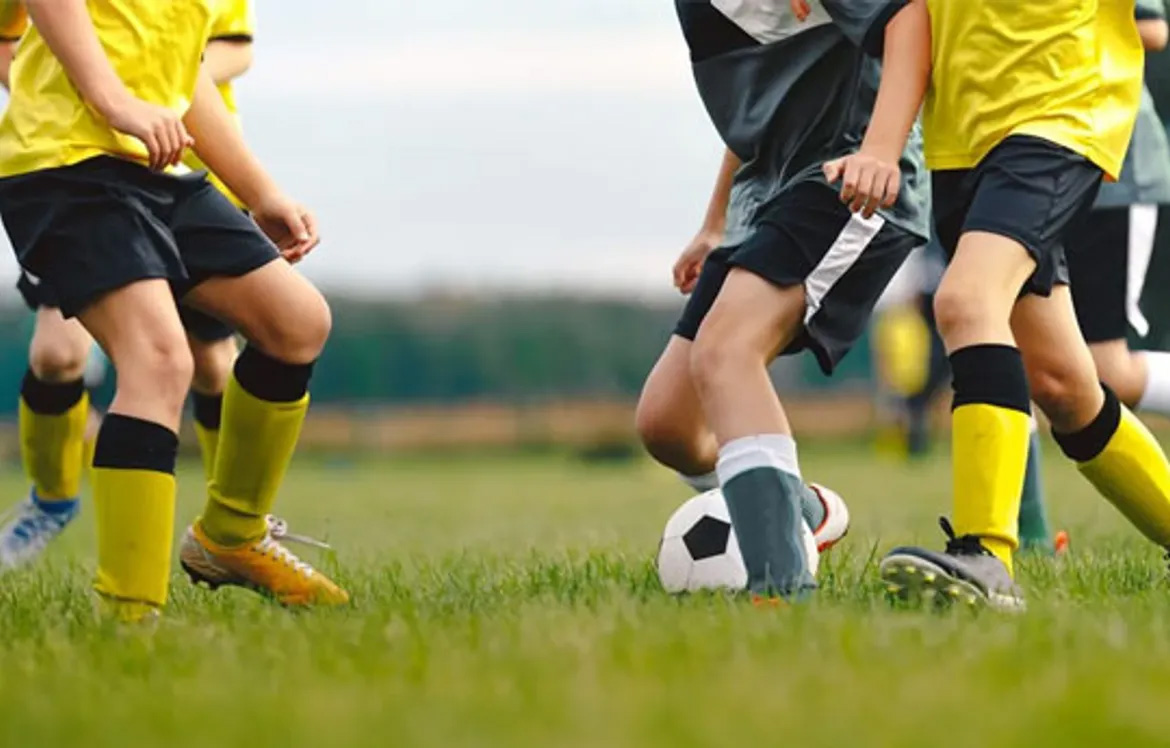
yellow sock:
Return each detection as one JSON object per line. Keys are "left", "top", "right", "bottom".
{"left": 199, "top": 374, "right": 308, "bottom": 546}
{"left": 91, "top": 414, "right": 180, "bottom": 609}
{"left": 874, "top": 306, "right": 931, "bottom": 397}
{"left": 952, "top": 404, "right": 1030, "bottom": 574}
{"left": 194, "top": 421, "right": 220, "bottom": 485}
{"left": 1079, "top": 407, "right": 1170, "bottom": 545}
{"left": 20, "top": 388, "right": 88, "bottom": 500}
{"left": 92, "top": 468, "right": 176, "bottom": 607}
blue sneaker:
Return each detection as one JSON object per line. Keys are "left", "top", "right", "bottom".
{"left": 0, "top": 491, "right": 80, "bottom": 570}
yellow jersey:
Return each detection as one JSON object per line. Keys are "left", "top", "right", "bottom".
{"left": 923, "top": 0, "right": 1144, "bottom": 180}
{"left": 0, "top": 0, "right": 220, "bottom": 178}
{"left": 0, "top": 1, "right": 27, "bottom": 41}
{"left": 182, "top": 0, "right": 254, "bottom": 206}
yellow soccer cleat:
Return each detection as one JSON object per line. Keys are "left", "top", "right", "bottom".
{"left": 179, "top": 516, "right": 350, "bottom": 606}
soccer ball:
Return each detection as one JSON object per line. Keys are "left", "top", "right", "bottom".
{"left": 657, "top": 489, "right": 819, "bottom": 594}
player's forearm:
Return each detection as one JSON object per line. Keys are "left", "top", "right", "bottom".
{"left": 203, "top": 39, "right": 254, "bottom": 85}
{"left": 860, "top": 0, "right": 930, "bottom": 162}
{"left": 702, "top": 149, "right": 740, "bottom": 232}
{"left": 184, "top": 68, "right": 280, "bottom": 209}
{"left": 23, "top": 0, "right": 133, "bottom": 117}
{"left": 1139, "top": 19, "right": 1169, "bottom": 52}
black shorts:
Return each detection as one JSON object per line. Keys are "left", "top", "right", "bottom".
{"left": 17, "top": 270, "right": 235, "bottom": 342}
{"left": 674, "top": 182, "right": 921, "bottom": 374}
{"left": 1068, "top": 204, "right": 1159, "bottom": 343}
{"left": 932, "top": 135, "right": 1104, "bottom": 296}
{"left": 0, "top": 156, "right": 279, "bottom": 319}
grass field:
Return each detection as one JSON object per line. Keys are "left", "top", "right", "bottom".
{"left": 2, "top": 441, "right": 1170, "bottom": 747}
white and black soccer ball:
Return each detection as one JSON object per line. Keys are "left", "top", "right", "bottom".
{"left": 657, "top": 489, "right": 818, "bottom": 594}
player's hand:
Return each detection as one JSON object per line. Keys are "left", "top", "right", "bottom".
{"left": 790, "top": 0, "right": 811, "bottom": 21}
{"left": 252, "top": 194, "right": 320, "bottom": 264}
{"left": 673, "top": 228, "right": 721, "bottom": 294}
{"left": 104, "top": 96, "right": 194, "bottom": 171}
{"left": 823, "top": 150, "right": 901, "bottom": 219}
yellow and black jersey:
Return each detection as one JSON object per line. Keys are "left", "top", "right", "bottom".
{"left": 923, "top": 0, "right": 1144, "bottom": 180}
{"left": 0, "top": 0, "right": 221, "bottom": 177}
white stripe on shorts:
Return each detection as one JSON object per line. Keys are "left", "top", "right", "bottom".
{"left": 804, "top": 211, "right": 885, "bottom": 324}
{"left": 1127, "top": 204, "right": 1157, "bottom": 338}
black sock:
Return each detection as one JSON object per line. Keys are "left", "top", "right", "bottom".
{"left": 233, "top": 346, "right": 314, "bottom": 403}
{"left": 192, "top": 391, "right": 224, "bottom": 430}
{"left": 21, "top": 370, "right": 84, "bottom": 415}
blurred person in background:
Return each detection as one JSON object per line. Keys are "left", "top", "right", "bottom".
{"left": 0, "top": 0, "right": 253, "bottom": 570}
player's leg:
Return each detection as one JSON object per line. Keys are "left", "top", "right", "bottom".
{"left": 635, "top": 249, "right": 844, "bottom": 548}
{"left": 689, "top": 186, "right": 915, "bottom": 597}
{"left": 635, "top": 336, "right": 720, "bottom": 489}
{"left": 1014, "top": 287, "right": 1170, "bottom": 548}
{"left": 80, "top": 279, "right": 193, "bottom": 622}
{"left": 181, "top": 306, "right": 239, "bottom": 482}
{"left": 0, "top": 303, "right": 92, "bottom": 568}
{"left": 166, "top": 184, "right": 344, "bottom": 605}
{"left": 690, "top": 267, "right": 815, "bottom": 598}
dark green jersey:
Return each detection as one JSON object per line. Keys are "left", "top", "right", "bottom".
{"left": 675, "top": 0, "right": 930, "bottom": 243}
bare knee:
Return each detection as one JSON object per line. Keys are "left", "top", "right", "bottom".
{"left": 116, "top": 335, "right": 195, "bottom": 410}
{"left": 635, "top": 387, "right": 709, "bottom": 472}
{"left": 189, "top": 337, "right": 237, "bottom": 395}
{"left": 1028, "top": 359, "right": 1100, "bottom": 430}
{"left": 28, "top": 328, "right": 90, "bottom": 382}
{"left": 249, "top": 289, "right": 331, "bottom": 363}
{"left": 933, "top": 282, "right": 1006, "bottom": 346}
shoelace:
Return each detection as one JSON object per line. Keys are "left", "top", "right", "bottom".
{"left": 939, "top": 517, "right": 990, "bottom": 557}
{"left": 254, "top": 515, "right": 331, "bottom": 579}
{"left": 0, "top": 501, "right": 67, "bottom": 553}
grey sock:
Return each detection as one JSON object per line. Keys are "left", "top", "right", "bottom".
{"left": 799, "top": 484, "right": 826, "bottom": 531}
{"left": 722, "top": 467, "right": 815, "bottom": 598}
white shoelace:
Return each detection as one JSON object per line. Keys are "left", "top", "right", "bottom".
{"left": 255, "top": 515, "right": 331, "bottom": 579}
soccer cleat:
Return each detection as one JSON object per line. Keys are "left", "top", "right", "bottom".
{"left": 807, "top": 483, "right": 850, "bottom": 552}
{"left": 879, "top": 518, "right": 1025, "bottom": 612}
{"left": 179, "top": 515, "right": 349, "bottom": 606}
{"left": 0, "top": 491, "right": 79, "bottom": 570}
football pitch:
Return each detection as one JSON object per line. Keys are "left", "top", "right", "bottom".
{"left": 2, "top": 442, "right": 1169, "bottom": 747}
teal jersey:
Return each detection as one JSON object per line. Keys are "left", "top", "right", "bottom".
{"left": 1098, "top": 0, "right": 1170, "bottom": 208}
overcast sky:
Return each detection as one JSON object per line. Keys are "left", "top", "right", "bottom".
{"left": 0, "top": 0, "right": 723, "bottom": 300}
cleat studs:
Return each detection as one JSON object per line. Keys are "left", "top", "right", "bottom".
{"left": 923, "top": 572, "right": 936, "bottom": 583}
{"left": 902, "top": 565, "right": 917, "bottom": 575}
{"left": 945, "top": 584, "right": 961, "bottom": 597}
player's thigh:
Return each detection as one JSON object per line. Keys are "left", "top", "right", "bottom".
{"left": 695, "top": 268, "right": 806, "bottom": 363}
{"left": 184, "top": 260, "right": 330, "bottom": 364}
{"left": 28, "top": 306, "right": 93, "bottom": 381}
{"left": 172, "top": 184, "right": 329, "bottom": 363}
{"left": 78, "top": 279, "right": 192, "bottom": 394}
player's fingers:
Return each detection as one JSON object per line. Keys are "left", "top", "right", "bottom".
{"left": 155, "top": 122, "right": 178, "bottom": 169}
{"left": 839, "top": 159, "right": 860, "bottom": 204}
{"left": 822, "top": 158, "right": 844, "bottom": 184}
{"left": 881, "top": 170, "right": 901, "bottom": 209}
{"left": 851, "top": 167, "right": 876, "bottom": 215}
{"left": 143, "top": 131, "right": 163, "bottom": 171}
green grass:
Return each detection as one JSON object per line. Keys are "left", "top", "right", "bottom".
{"left": 2, "top": 442, "right": 1170, "bottom": 747}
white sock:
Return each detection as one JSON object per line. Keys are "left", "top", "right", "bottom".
{"left": 715, "top": 433, "right": 801, "bottom": 486}
{"left": 678, "top": 470, "right": 719, "bottom": 493}
{"left": 1139, "top": 351, "right": 1170, "bottom": 416}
